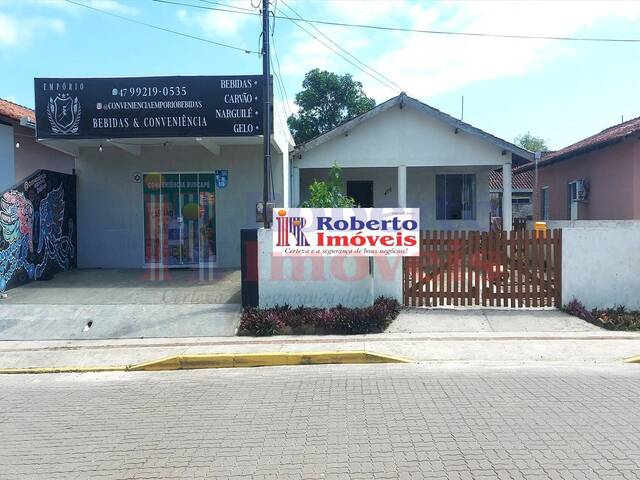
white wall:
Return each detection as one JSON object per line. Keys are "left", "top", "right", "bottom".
{"left": 0, "top": 124, "right": 15, "bottom": 191}
{"left": 76, "top": 144, "right": 283, "bottom": 269}
{"left": 295, "top": 105, "right": 507, "bottom": 169}
{"left": 257, "top": 229, "right": 403, "bottom": 308}
{"left": 561, "top": 223, "right": 640, "bottom": 309}
{"left": 14, "top": 125, "right": 74, "bottom": 180}
{"left": 548, "top": 220, "right": 640, "bottom": 229}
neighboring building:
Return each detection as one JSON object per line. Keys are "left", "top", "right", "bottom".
{"left": 0, "top": 98, "right": 74, "bottom": 191}
{"left": 33, "top": 78, "right": 292, "bottom": 270}
{"left": 291, "top": 93, "right": 533, "bottom": 231}
{"left": 489, "top": 167, "right": 534, "bottom": 223}
{"left": 522, "top": 116, "right": 640, "bottom": 221}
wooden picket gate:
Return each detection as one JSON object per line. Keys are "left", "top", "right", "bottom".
{"left": 403, "top": 229, "right": 562, "bottom": 308}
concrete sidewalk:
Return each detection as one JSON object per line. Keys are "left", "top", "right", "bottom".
{"left": 389, "top": 308, "right": 601, "bottom": 333}
{"left": 0, "top": 269, "right": 242, "bottom": 340}
{"left": 1, "top": 308, "right": 638, "bottom": 370}
{"left": 1, "top": 329, "right": 639, "bottom": 370}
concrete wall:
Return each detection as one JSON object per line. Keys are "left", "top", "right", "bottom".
{"left": 0, "top": 123, "right": 15, "bottom": 191}
{"left": 536, "top": 139, "right": 639, "bottom": 220}
{"left": 76, "top": 144, "right": 283, "bottom": 269}
{"left": 257, "top": 229, "right": 403, "bottom": 308}
{"left": 14, "top": 125, "right": 74, "bottom": 180}
{"left": 295, "top": 105, "right": 508, "bottom": 169}
{"left": 561, "top": 223, "right": 640, "bottom": 309}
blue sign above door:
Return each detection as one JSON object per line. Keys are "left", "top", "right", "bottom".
{"left": 215, "top": 170, "right": 228, "bottom": 189}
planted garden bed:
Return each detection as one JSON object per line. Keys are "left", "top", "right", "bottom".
{"left": 562, "top": 299, "right": 640, "bottom": 331}
{"left": 238, "top": 297, "right": 401, "bottom": 336}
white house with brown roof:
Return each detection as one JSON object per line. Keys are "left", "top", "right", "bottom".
{"left": 0, "top": 98, "right": 74, "bottom": 191}
{"left": 291, "top": 93, "right": 533, "bottom": 231}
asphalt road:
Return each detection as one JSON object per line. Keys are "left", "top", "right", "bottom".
{"left": 1, "top": 364, "right": 639, "bottom": 479}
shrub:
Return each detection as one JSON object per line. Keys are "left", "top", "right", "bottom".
{"left": 238, "top": 297, "right": 401, "bottom": 336}
{"left": 238, "top": 308, "right": 284, "bottom": 336}
{"left": 373, "top": 296, "right": 401, "bottom": 322}
{"left": 562, "top": 298, "right": 594, "bottom": 323}
{"left": 332, "top": 305, "right": 372, "bottom": 335}
{"left": 561, "top": 299, "right": 640, "bottom": 331}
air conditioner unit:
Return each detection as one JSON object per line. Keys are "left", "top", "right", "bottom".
{"left": 573, "top": 179, "right": 589, "bottom": 202}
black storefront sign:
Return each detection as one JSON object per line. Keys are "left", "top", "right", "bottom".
{"left": 34, "top": 75, "right": 266, "bottom": 139}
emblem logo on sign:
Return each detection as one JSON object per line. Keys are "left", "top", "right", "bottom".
{"left": 46, "top": 94, "right": 81, "bottom": 135}
{"left": 215, "top": 170, "right": 228, "bottom": 188}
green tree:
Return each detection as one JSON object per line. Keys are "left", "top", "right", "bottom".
{"left": 300, "top": 162, "right": 357, "bottom": 207}
{"left": 515, "top": 131, "right": 550, "bottom": 152}
{"left": 288, "top": 69, "right": 376, "bottom": 144}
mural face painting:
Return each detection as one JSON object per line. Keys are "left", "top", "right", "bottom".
{"left": 36, "top": 184, "right": 75, "bottom": 278}
{"left": 0, "top": 170, "right": 76, "bottom": 292}
{"left": 0, "top": 191, "right": 35, "bottom": 291}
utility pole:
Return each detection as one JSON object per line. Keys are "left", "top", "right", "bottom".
{"left": 261, "top": 0, "right": 272, "bottom": 228}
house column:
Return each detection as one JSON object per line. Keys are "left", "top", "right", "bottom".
{"left": 291, "top": 167, "right": 300, "bottom": 207}
{"left": 397, "top": 165, "right": 407, "bottom": 207}
{"left": 502, "top": 161, "right": 513, "bottom": 231}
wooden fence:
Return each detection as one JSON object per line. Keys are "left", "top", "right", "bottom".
{"left": 403, "top": 229, "right": 562, "bottom": 308}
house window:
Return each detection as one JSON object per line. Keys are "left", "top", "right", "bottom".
{"left": 436, "top": 174, "right": 475, "bottom": 220}
{"left": 541, "top": 187, "right": 549, "bottom": 220}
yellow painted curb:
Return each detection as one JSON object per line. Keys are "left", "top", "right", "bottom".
{"left": 0, "top": 351, "right": 411, "bottom": 375}
{"left": 623, "top": 355, "right": 640, "bottom": 363}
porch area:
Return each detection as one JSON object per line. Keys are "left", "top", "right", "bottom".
{"left": 0, "top": 268, "right": 241, "bottom": 340}
{"left": 296, "top": 164, "right": 516, "bottom": 231}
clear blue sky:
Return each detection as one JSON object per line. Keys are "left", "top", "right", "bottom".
{"left": 1, "top": 0, "right": 640, "bottom": 149}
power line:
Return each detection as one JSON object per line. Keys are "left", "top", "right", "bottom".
{"left": 65, "top": 0, "right": 259, "bottom": 54}
{"left": 270, "top": 4, "right": 295, "bottom": 120}
{"left": 280, "top": 0, "right": 405, "bottom": 93}
{"left": 149, "top": 0, "right": 640, "bottom": 43}
{"left": 271, "top": 44, "right": 294, "bottom": 120}
{"left": 195, "top": 0, "right": 255, "bottom": 13}
{"left": 278, "top": 12, "right": 399, "bottom": 94}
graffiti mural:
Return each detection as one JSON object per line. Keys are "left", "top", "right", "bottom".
{"left": 0, "top": 170, "right": 76, "bottom": 292}
{"left": 36, "top": 184, "right": 75, "bottom": 278}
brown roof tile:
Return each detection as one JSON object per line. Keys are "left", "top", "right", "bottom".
{"left": 489, "top": 167, "right": 534, "bottom": 191}
{"left": 0, "top": 98, "right": 35, "bottom": 124}
{"left": 519, "top": 116, "right": 640, "bottom": 171}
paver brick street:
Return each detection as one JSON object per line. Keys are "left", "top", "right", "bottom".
{"left": 1, "top": 363, "right": 639, "bottom": 479}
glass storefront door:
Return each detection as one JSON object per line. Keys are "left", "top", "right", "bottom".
{"left": 143, "top": 172, "right": 216, "bottom": 267}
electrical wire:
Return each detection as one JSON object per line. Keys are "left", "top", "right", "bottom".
{"left": 149, "top": 0, "right": 640, "bottom": 43}
{"left": 271, "top": 43, "right": 293, "bottom": 119}
{"left": 270, "top": 2, "right": 295, "bottom": 120}
{"left": 65, "top": 0, "right": 259, "bottom": 54}
{"left": 195, "top": 0, "right": 255, "bottom": 13}
{"left": 277, "top": 12, "right": 399, "bottom": 93}
{"left": 280, "top": 0, "right": 405, "bottom": 94}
